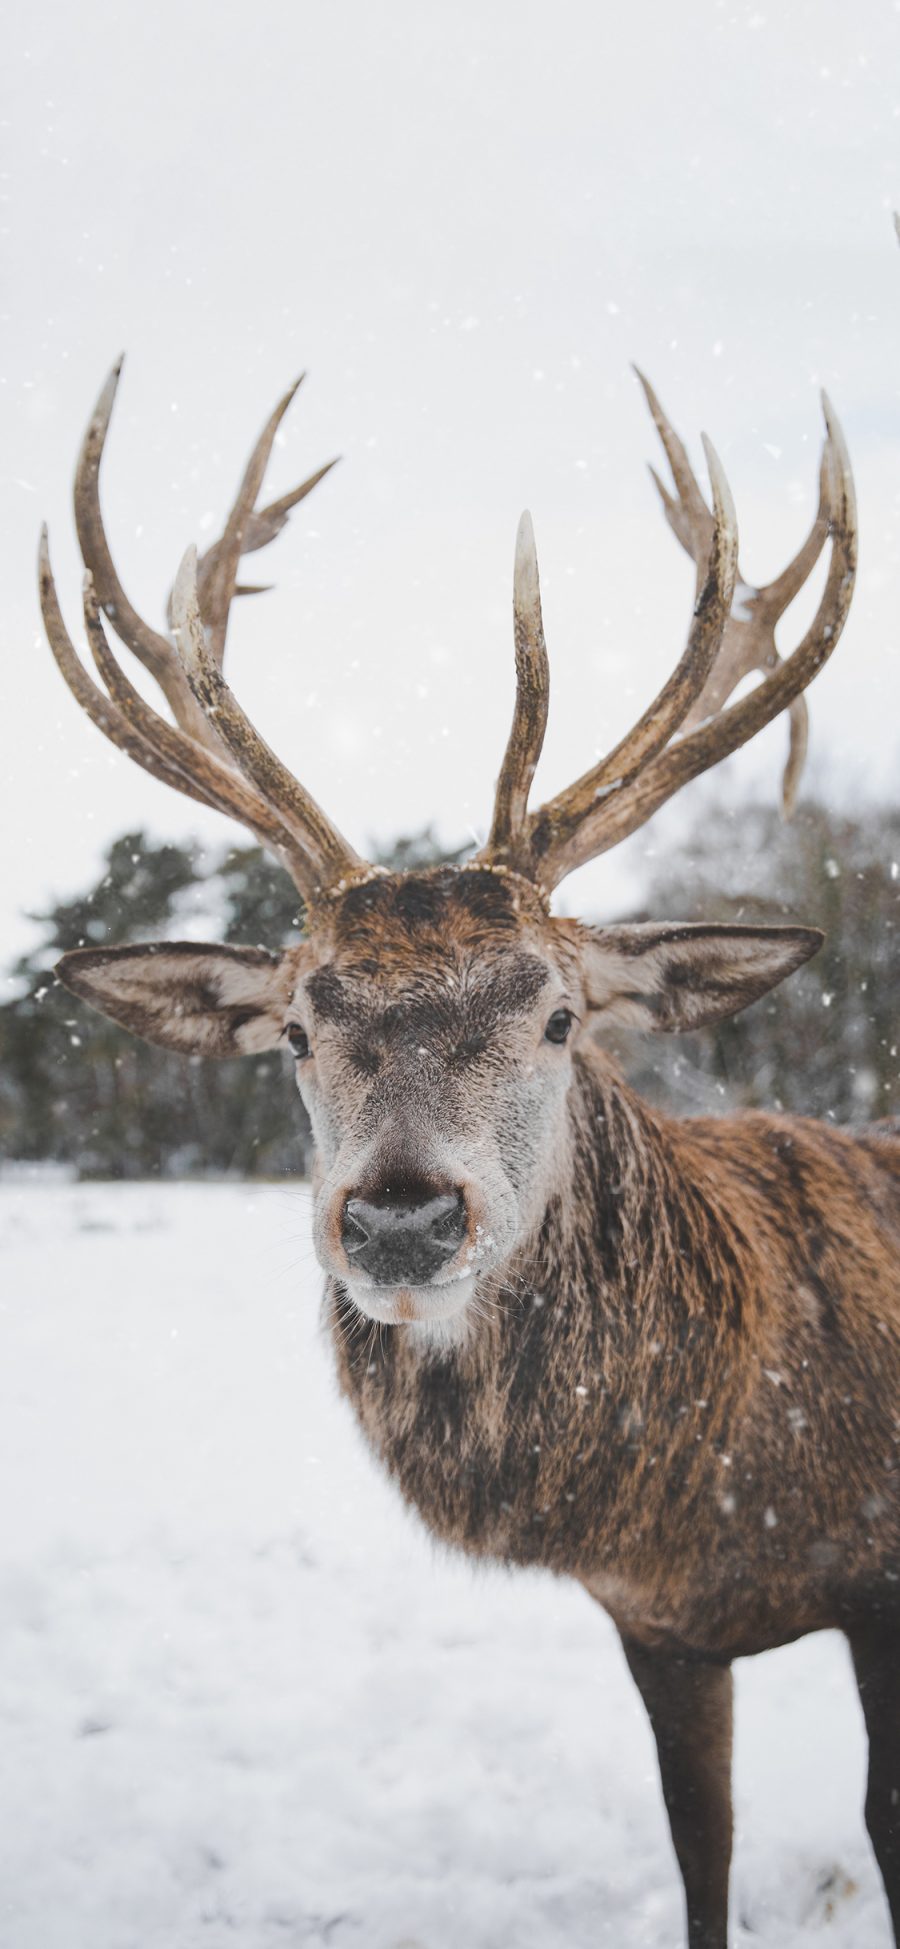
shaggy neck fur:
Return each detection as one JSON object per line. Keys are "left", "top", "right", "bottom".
{"left": 328, "top": 1043, "right": 900, "bottom": 1660}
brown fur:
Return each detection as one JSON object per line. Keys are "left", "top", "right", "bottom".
{"left": 309, "top": 869, "right": 899, "bottom": 1945}
{"left": 331, "top": 1046, "right": 900, "bottom": 1657}
{"left": 56, "top": 863, "right": 900, "bottom": 1945}
{"left": 59, "top": 867, "right": 900, "bottom": 1651}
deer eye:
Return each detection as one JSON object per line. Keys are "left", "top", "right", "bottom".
{"left": 286, "top": 1023, "right": 311, "bottom": 1060}
{"left": 544, "top": 1008, "right": 574, "bottom": 1045}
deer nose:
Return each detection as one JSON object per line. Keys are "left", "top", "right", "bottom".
{"left": 341, "top": 1189, "right": 468, "bottom": 1286}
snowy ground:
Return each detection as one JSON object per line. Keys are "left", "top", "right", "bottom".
{"left": 0, "top": 1181, "right": 890, "bottom": 1949}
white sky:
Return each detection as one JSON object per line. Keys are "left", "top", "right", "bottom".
{"left": 4, "top": 0, "right": 900, "bottom": 959}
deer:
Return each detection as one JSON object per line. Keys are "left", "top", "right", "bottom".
{"left": 39, "top": 361, "right": 899, "bottom": 1949}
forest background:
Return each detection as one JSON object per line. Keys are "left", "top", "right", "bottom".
{"left": 3, "top": 794, "right": 897, "bottom": 1180}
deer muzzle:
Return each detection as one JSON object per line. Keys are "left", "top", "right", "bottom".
{"left": 341, "top": 1187, "right": 468, "bottom": 1287}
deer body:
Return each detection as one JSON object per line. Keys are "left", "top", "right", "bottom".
{"left": 39, "top": 362, "right": 899, "bottom": 1946}
{"left": 331, "top": 1042, "right": 900, "bottom": 1664}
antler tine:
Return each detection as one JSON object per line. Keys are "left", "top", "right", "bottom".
{"left": 522, "top": 435, "right": 739, "bottom": 881}
{"left": 232, "top": 457, "right": 341, "bottom": 560}
{"left": 80, "top": 574, "right": 319, "bottom": 882}
{"left": 190, "top": 377, "right": 339, "bottom": 668}
{"left": 254, "top": 456, "right": 340, "bottom": 530}
{"left": 634, "top": 366, "right": 713, "bottom": 549}
{"left": 483, "top": 512, "right": 550, "bottom": 869}
{"left": 681, "top": 447, "right": 831, "bottom": 728}
{"left": 196, "top": 462, "right": 341, "bottom": 609}
{"left": 41, "top": 529, "right": 318, "bottom": 892}
{"left": 194, "top": 458, "right": 338, "bottom": 604}
{"left": 679, "top": 448, "right": 827, "bottom": 822}
{"left": 73, "top": 360, "right": 221, "bottom": 755}
{"left": 589, "top": 435, "right": 738, "bottom": 789}
{"left": 760, "top": 444, "right": 831, "bottom": 616}
{"left": 782, "top": 697, "right": 809, "bottom": 818}
{"left": 533, "top": 395, "right": 856, "bottom": 885}
{"left": 39, "top": 529, "right": 227, "bottom": 812}
{"left": 640, "top": 373, "right": 831, "bottom": 810}
{"left": 171, "top": 547, "right": 364, "bottom": 902}
{"left": 199, "top": 468, "right": 340, "bottom": 606}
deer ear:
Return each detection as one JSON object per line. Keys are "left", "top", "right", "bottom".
{"left": 580, "top": 921, "right": 822, "bottom": 1034}
{"left": 55, "top": 941, "right": 295, "bottom": 1057}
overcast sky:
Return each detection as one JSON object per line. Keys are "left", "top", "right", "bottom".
{"left": 4, "top": 0, "right": 899, "bottom": 960}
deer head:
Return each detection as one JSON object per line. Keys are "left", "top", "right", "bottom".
{"left": 41, "top": 365, "right": 856, "bottom": 1329}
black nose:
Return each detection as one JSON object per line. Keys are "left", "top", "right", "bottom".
{"left": 341, "top": 1188, "right": 468, "bottom": 1286}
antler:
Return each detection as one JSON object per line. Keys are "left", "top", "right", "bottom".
{"left": 41, "top": 364, "right": 857, "bottom": 913}
{"left": 479, "top": 381, "right": 856, "bottom": 893}
{"left": 635, "top": 368, "right": 830, "bottom": 816}
{"left": 168, "top": 376, "right": 338, "bottom": 666}
{"left": 39, "top": 363, "right": 364, "bottom": 907}
{"left": 486, "top": 512, "right": 551, "bottom": 866}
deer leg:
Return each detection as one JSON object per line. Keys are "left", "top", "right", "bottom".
{"left": 619, "top": 1633, "right": 733, "bottom": 1949}
{"left": 847, "top": 1617, "right": 900, "bottom": 1943}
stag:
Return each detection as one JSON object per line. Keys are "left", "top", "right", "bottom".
{"left": 40, "top": 365, "right": 899, "bottom": 1949}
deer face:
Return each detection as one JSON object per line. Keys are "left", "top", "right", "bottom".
{"left": 57, "top": 862, "right": 820, "bottom": 1334}
{"left": 288, "top": 870, "right": 579, "bottom": 1328}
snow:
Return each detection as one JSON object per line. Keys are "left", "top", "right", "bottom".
{"left": 0, "top": 1181, "right": 890, "bottom": 1947}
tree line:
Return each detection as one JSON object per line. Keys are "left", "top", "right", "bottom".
{"left": 1, "top": 800, "right": 896, "bottom": 1179}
